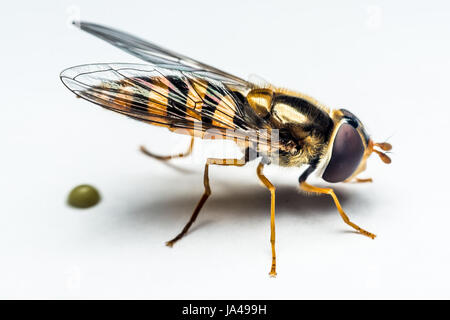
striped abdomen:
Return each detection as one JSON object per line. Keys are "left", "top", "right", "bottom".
{"left": 102, "top": 75, "right": 250, "bottom": 135}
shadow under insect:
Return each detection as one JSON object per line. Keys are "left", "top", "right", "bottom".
{"left": 127, "top": 174, "right": 367, "bottom": 238}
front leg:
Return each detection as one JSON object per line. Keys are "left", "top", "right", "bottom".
{"left": 343, "top": 160, "right": 373, "bottom": 183}
{"left": 299, "top": 181, "right": 376, "bottom": 239}
{"left": 345, "top": 177, "right": 373, "bottom": 183}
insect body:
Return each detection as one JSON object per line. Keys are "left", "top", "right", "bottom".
{"left": 61, "top": 22, "right": 392, "bottom": 277}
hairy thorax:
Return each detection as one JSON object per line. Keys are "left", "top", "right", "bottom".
{"left": 245, "top": 87, "right": 334, "bottom": 167}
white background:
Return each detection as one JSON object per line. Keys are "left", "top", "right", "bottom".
{"left": 1, "top": 0, "right": 450, "bottom": 299}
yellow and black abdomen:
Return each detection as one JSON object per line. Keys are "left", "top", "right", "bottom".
{"left": 117, "top": 75, "right": 247, "bottom": 133}
{"left": 66, "top": 64, "right": 264, "bottom": 139}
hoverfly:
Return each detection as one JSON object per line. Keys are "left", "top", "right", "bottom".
{"left": 60, "top": 22, "right": 392, "bottom": 277}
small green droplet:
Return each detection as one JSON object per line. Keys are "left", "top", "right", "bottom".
{"left": 67, "top": 184, "right": 101, "bottom": 208}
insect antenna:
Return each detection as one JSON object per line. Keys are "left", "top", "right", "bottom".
{"left": 374, "top": 142, "right": 392, "bottom": 151}
{"left": 373, "top": 148, "right": 392, "bottom": 164}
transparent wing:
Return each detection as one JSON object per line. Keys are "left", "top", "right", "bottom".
{"left": 60, "top": 63, "right": 278, "bottom": 151}
{"left": 74, "top": 21, "right": 249, "bottom": 88}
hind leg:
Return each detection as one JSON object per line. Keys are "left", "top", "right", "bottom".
{"left": 140, "top": 136, "right": 194, "bottom": 161}
{"left": 166, "top": 156, "right": 247, "bottom": 247}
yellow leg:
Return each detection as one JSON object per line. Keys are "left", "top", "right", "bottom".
{"left": 166, "top": 157, "right": 246, "bottom": 247}
{"left": 345, "top": 177, "right": 373, "bottom": 183}
{"left": 300, "top": 182, "right": 376, "bottom": 239}
{"left": 140, "top": 136, "right": 194, "bottom": 161}
{"left": 344, "top": 160, "right": 373, "bottom": 183}
{"left": 256, "top": 162, "right": 277, "bottom": 277}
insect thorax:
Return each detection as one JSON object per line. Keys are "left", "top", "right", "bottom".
{"left": 246, "top": 88, "right": 334, "bottom": 167}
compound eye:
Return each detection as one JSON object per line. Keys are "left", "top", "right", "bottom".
{"left": 322, "top": 123, "right": 365, "bottom": 183}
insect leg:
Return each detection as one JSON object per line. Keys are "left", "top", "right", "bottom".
{"left": 165, "top": 156, "right": 247, "bottom": 247}
{"left": 300, "top": 182, "right": 376, "bottom": 239}
{"left": 345, "top": 177, "right": 373, "bottom": 183}
{"left": 343, "top": 161, "right": 373, "bottom": 183}
{"left": 140, "top": 136, "right": 194, "bottom": 161}
{"left": 256, "top": 162, "right": 277, "bottom": 277}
